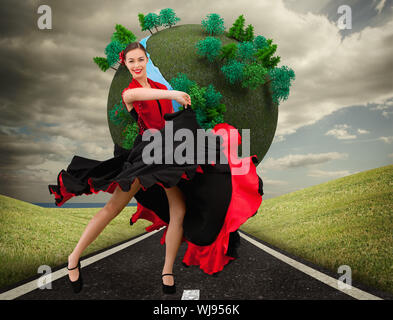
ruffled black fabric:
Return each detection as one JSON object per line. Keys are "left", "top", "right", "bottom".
{"left": 49, "top": 108, "right": 233, "bottom": 246}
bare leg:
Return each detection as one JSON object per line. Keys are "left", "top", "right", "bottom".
{"left": 67, "top": 178, "right": 141, "bottom": 281}
{"left": 162, "top": 185, "right": 186, "bottom": 286}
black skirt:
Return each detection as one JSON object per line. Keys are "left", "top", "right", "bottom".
{"left": 48, "top": 108, "right": 264, "bottom": 274}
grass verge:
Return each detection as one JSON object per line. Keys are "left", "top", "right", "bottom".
{"left": 0, "top": 195, "right": 150, "bottom": 290}
{"left": 241, "top": 164, "right": 393, "bottom": 294}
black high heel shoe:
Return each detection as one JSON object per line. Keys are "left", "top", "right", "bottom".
{"left": 67, "top": 259, "right": 83, "bottom": 293}
{"left": 162, "top": 274, "right": 176, "bottom": 294}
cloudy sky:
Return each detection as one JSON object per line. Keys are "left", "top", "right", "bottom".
{"left": 0, "top": 0, "right": 392, "bottom": 204}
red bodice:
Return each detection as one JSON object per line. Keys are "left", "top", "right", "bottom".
{"left": 121, "top": 77, "right": 174, "bottom": 134}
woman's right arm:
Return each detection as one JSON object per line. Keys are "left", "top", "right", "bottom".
{"left": 122, "top": 88, "right": 191, "bottom": 108}
{"left": 123, "top": 88, "right": 174, "bottom": 104}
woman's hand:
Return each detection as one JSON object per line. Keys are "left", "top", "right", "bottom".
{"left": 172, "top": 90, "right": 191, "bottom": 109}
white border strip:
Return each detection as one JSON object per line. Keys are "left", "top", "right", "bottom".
{"left": 0, "top": 229, "right": 161, "bottom": 300}
{"left": 239, "top": 231, "right": 382, "bottom": 300}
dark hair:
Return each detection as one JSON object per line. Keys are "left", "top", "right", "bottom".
{"left": 124, "top": 42, "right": 148, "bottom": 61}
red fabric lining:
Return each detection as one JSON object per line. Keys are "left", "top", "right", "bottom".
{"left": 49, "top": 172, "right": 144, "bottom": 207}
{"left": 131, "top": 202, "right": 168, "bottom": 232}
{"left": 182, "top": 123, "right": 262, "bottom": 274}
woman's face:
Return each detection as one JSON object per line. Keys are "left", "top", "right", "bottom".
{"left": 125, "top": 48, "right": 149, "bottom": 80}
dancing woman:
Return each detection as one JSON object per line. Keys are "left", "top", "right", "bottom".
{"left": 49, "top": 42, "right": 263, "bottom": 295}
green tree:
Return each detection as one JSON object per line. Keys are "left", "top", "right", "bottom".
{"left": 105, "top": 40, "right": 127, "bottom": 67}
{"left": 220, "top": 59, "right": 245, "bottom": 84}
{"left": 94, "top": 24, "right": 137, "bottom": 72}
{"left": 243, "top": 24, "right": 255, "bottom": 42}
{"left": 188, "top": 84, "right": 208, "bottom": 127}
{"left": 195, "top": 36, "right": 222, "bottom": 63}
{"left": 190, "top": 84, "right": 226, "bottom": 129}
{"left": 218, "top": 43, "right": 238, "bottom": 61}
{"left": 268, "top": 65, "right": 296, "bottom": 105}
{"left": 159, "top": 8, "right": 180, "bottom": 28}
{"left": 144, "top": 13, "right": 160, "bottom": 33}
{"left": 202, "top": 84, "right": 226, "bottom": 129}
{"left": 228, "top": 14, "right": 245, "bottom": 41}
{"left": 93, "top": 57, "right": 111, "bottom": 72}
{"left": 254, "top": 39, "right": 281, "bottom": 69}
{"left": 204, "top": 84, "right": 222, "bottom": 108}
{"left": 109, "top": 100, "right": 131, "bottom": 126}
{"left": 138, "top": 13, "right": 148, "bottom": 33}
{"left": 241, "top": 62, "right": 268, "bottom": 90}
{"left": 201, "top": 13, "right": 225, "bottom": 36}
{"left": 188, "top": 84, "right": 206, "bottom": 111}
{"left": 110, "top": 24, "right": 136, "bottom": 45}
{"left": 253, "top": 35, "right": 268, "bottom": 50}
{"left": 237, "top": 41, "right": 256, "bottom": 63}
{"left": 171, "top": 76, "right": 225, "bottom": 129}
{"left": 109, "top": 99, "right": 139, "bottom": 148}
{"left": 169, "top": 73, "right": 196, "bottom": 93}
{"left": 122, "top": 122, "right": 139, "bottom": 149}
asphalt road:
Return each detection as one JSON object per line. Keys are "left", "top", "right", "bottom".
{"left": 7, "top": 229, "right": 391, "bottom": 301}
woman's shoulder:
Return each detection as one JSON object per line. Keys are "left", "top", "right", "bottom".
{"left": 149, "top": 78, "right": 168, "bottom": 90}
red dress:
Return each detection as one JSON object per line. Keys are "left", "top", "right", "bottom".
{"left": 49, "top": 77, "right": 264, "bottom": 275}
{"left": 121, "top": 77, "right": 174, "bottom": 135}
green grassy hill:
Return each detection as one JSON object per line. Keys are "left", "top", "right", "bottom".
{"left": 0, "top": 197, "right": 149, "bottom": 290}
{"left": 241, "top": 164, "right": 393, "bottom": 294}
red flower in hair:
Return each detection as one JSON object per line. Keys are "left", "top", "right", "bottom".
{"left": 119, "top": 50, "right": 125, "bottom": 65}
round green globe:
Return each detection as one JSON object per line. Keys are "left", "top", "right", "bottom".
{"left": 107, "top": 24, "right": 278, "bottom": 166}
